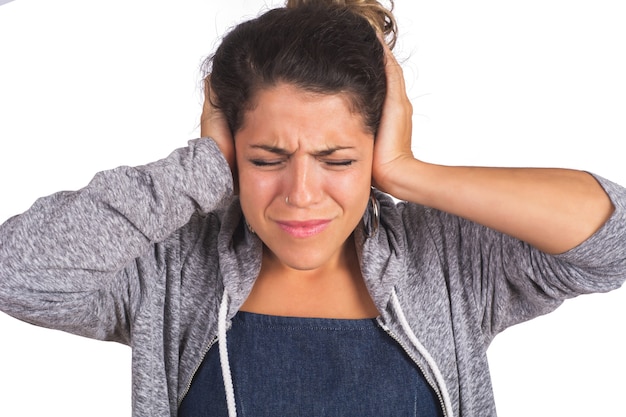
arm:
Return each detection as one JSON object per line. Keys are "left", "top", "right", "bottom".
{"left": 378, "top": 41, "right": 625, "bottom": 339}
{"left": 373, "top": 43, "right": 614, "bottom": 255}
{"left": 383, "top": 163, "right": 613, "bottom": 255}
{"left": 403, "top": 182, "right": 626, "bottom": 341}
{"left": 0, "top": 139, "right": 233, "bottom": 342}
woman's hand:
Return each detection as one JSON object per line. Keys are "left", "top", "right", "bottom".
{"left": 201, "top": 77, "right": 236, "bottom": 175}
{"left": 371, "top": 40, "right": 416, "bottom": 195}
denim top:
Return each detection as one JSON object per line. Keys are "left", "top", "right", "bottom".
{"left": 179, "top": 311, "right": 443, "bottom": 416}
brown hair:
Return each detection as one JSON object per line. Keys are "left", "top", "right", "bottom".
{"left": 204, "top": 0, "right": 397, "bottom": 135}
{"left": 285, "top": 0, "right": 397, "bottom": 49}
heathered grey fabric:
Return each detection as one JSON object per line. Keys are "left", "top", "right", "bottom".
{"left": 1, "top": 137, "right": 625, "bottom": 416}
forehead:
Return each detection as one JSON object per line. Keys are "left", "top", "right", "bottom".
{"left": 237, "top": 83, "right": 371, "bottom": 144}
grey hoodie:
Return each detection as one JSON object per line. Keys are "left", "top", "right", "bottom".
{"left": 1, "top": 138, "right": 625, "bottom": 416}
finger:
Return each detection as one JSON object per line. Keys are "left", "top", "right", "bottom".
{"left": 374, "top": 34, "right": 414, "bottom": 162}
{"left": 200, "top": 76, "right": 214, "bottom": 137}
{"left": 380, "top": 44, "right": 412, "bottom": 117}
{"left": 377, "top": 33, "right": 407, "bottom": 92}
{"left": 199, "top": 75, "right": 236, "bottom": 174}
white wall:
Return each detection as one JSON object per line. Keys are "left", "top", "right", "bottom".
{"left": 0, "top": 0, "right": 624, "bottom": 415}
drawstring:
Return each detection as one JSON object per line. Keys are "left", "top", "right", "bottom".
{"left": 218, "top": 291, "right": 237, "bottom": 417}
{"left": 391, "top": 290, "right": 454, "bottom": 417}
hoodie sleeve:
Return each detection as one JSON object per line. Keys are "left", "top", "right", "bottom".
{"left": 0, "top": 138, "right": 233, "bottom": 344}
{"left": 408, "top": 173, "right": 626, "bottom": 345}
{"left": 462, "top": 174, "right": 626, "bottom": 342}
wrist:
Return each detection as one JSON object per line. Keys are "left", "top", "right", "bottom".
{"left": 373, "top": 156, "right": 430, "bottom": 202}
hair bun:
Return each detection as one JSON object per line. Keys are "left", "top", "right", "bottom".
{"left": 285, "top": 0, "right": 397, "bottom": 49}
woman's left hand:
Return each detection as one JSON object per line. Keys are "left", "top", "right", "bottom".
{"left": 371, "top": 41, "right": 416, "bottom": 195}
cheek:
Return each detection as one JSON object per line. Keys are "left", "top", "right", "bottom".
{"left": 328, "top": 170, "right": 372, "bottom": 212}
{"left": 239, "top": 165, "right": 284, "bottom": 190}
{"left": 237, "top": 169, "right": 280, "bottom": 219}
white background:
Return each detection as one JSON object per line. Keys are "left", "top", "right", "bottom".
{"left": 1, "top": 0, "right": 625, "bottom": 415}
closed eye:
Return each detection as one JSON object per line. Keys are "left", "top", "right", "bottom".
{"left": 323, "top": 159, "right": 355, "bottom": 167}
{"left": 249, "top": 159, "right": 285, "bottom": 167}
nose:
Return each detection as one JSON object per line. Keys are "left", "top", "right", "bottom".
{"left": 285, "top": 156, "right": 322, "bottom": 208}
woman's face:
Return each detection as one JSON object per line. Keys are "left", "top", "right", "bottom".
{"left": 235, "top": 83, "right": 374, "bottom": 271}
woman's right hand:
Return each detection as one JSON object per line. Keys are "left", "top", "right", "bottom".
{"left": 201, "top": 77, "right": 236, "bottom": 176}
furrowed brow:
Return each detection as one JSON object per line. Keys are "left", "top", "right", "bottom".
{"left": 250, "top": 144, "right": 292, "bottom": 156}
{"left": 312, "top": 146, "right": 354, "bottom": 157}
{"left": 250, "top": 144, "right": 354, "bottom": 157}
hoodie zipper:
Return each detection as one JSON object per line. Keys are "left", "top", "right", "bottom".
{"left": 377, "top": 319, "right": 448, "bottom": 417}
{"left": 178, "top": 335, "right": 218, "bottom": 407}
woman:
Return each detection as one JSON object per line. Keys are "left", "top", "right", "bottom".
{"left": 0, "top": 1, "right": 625, "bottom": 416}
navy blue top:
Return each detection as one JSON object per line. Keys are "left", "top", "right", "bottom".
{"left": 179, "top": 312, "right": 443, "bottom": 416}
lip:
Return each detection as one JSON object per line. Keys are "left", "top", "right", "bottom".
{"left": 276, "top": 219, "right": 332, "bottom": 238}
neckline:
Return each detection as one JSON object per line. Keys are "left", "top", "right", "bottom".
{"left": 233, "top": 310, "right": 379, "bottom": 330}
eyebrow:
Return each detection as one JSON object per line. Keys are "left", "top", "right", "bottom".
{"left": 250, "top": 144, "right": 292, "bottom": 156}
{"left": 250, "top": 144, "right": 355, "bottom": 157}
